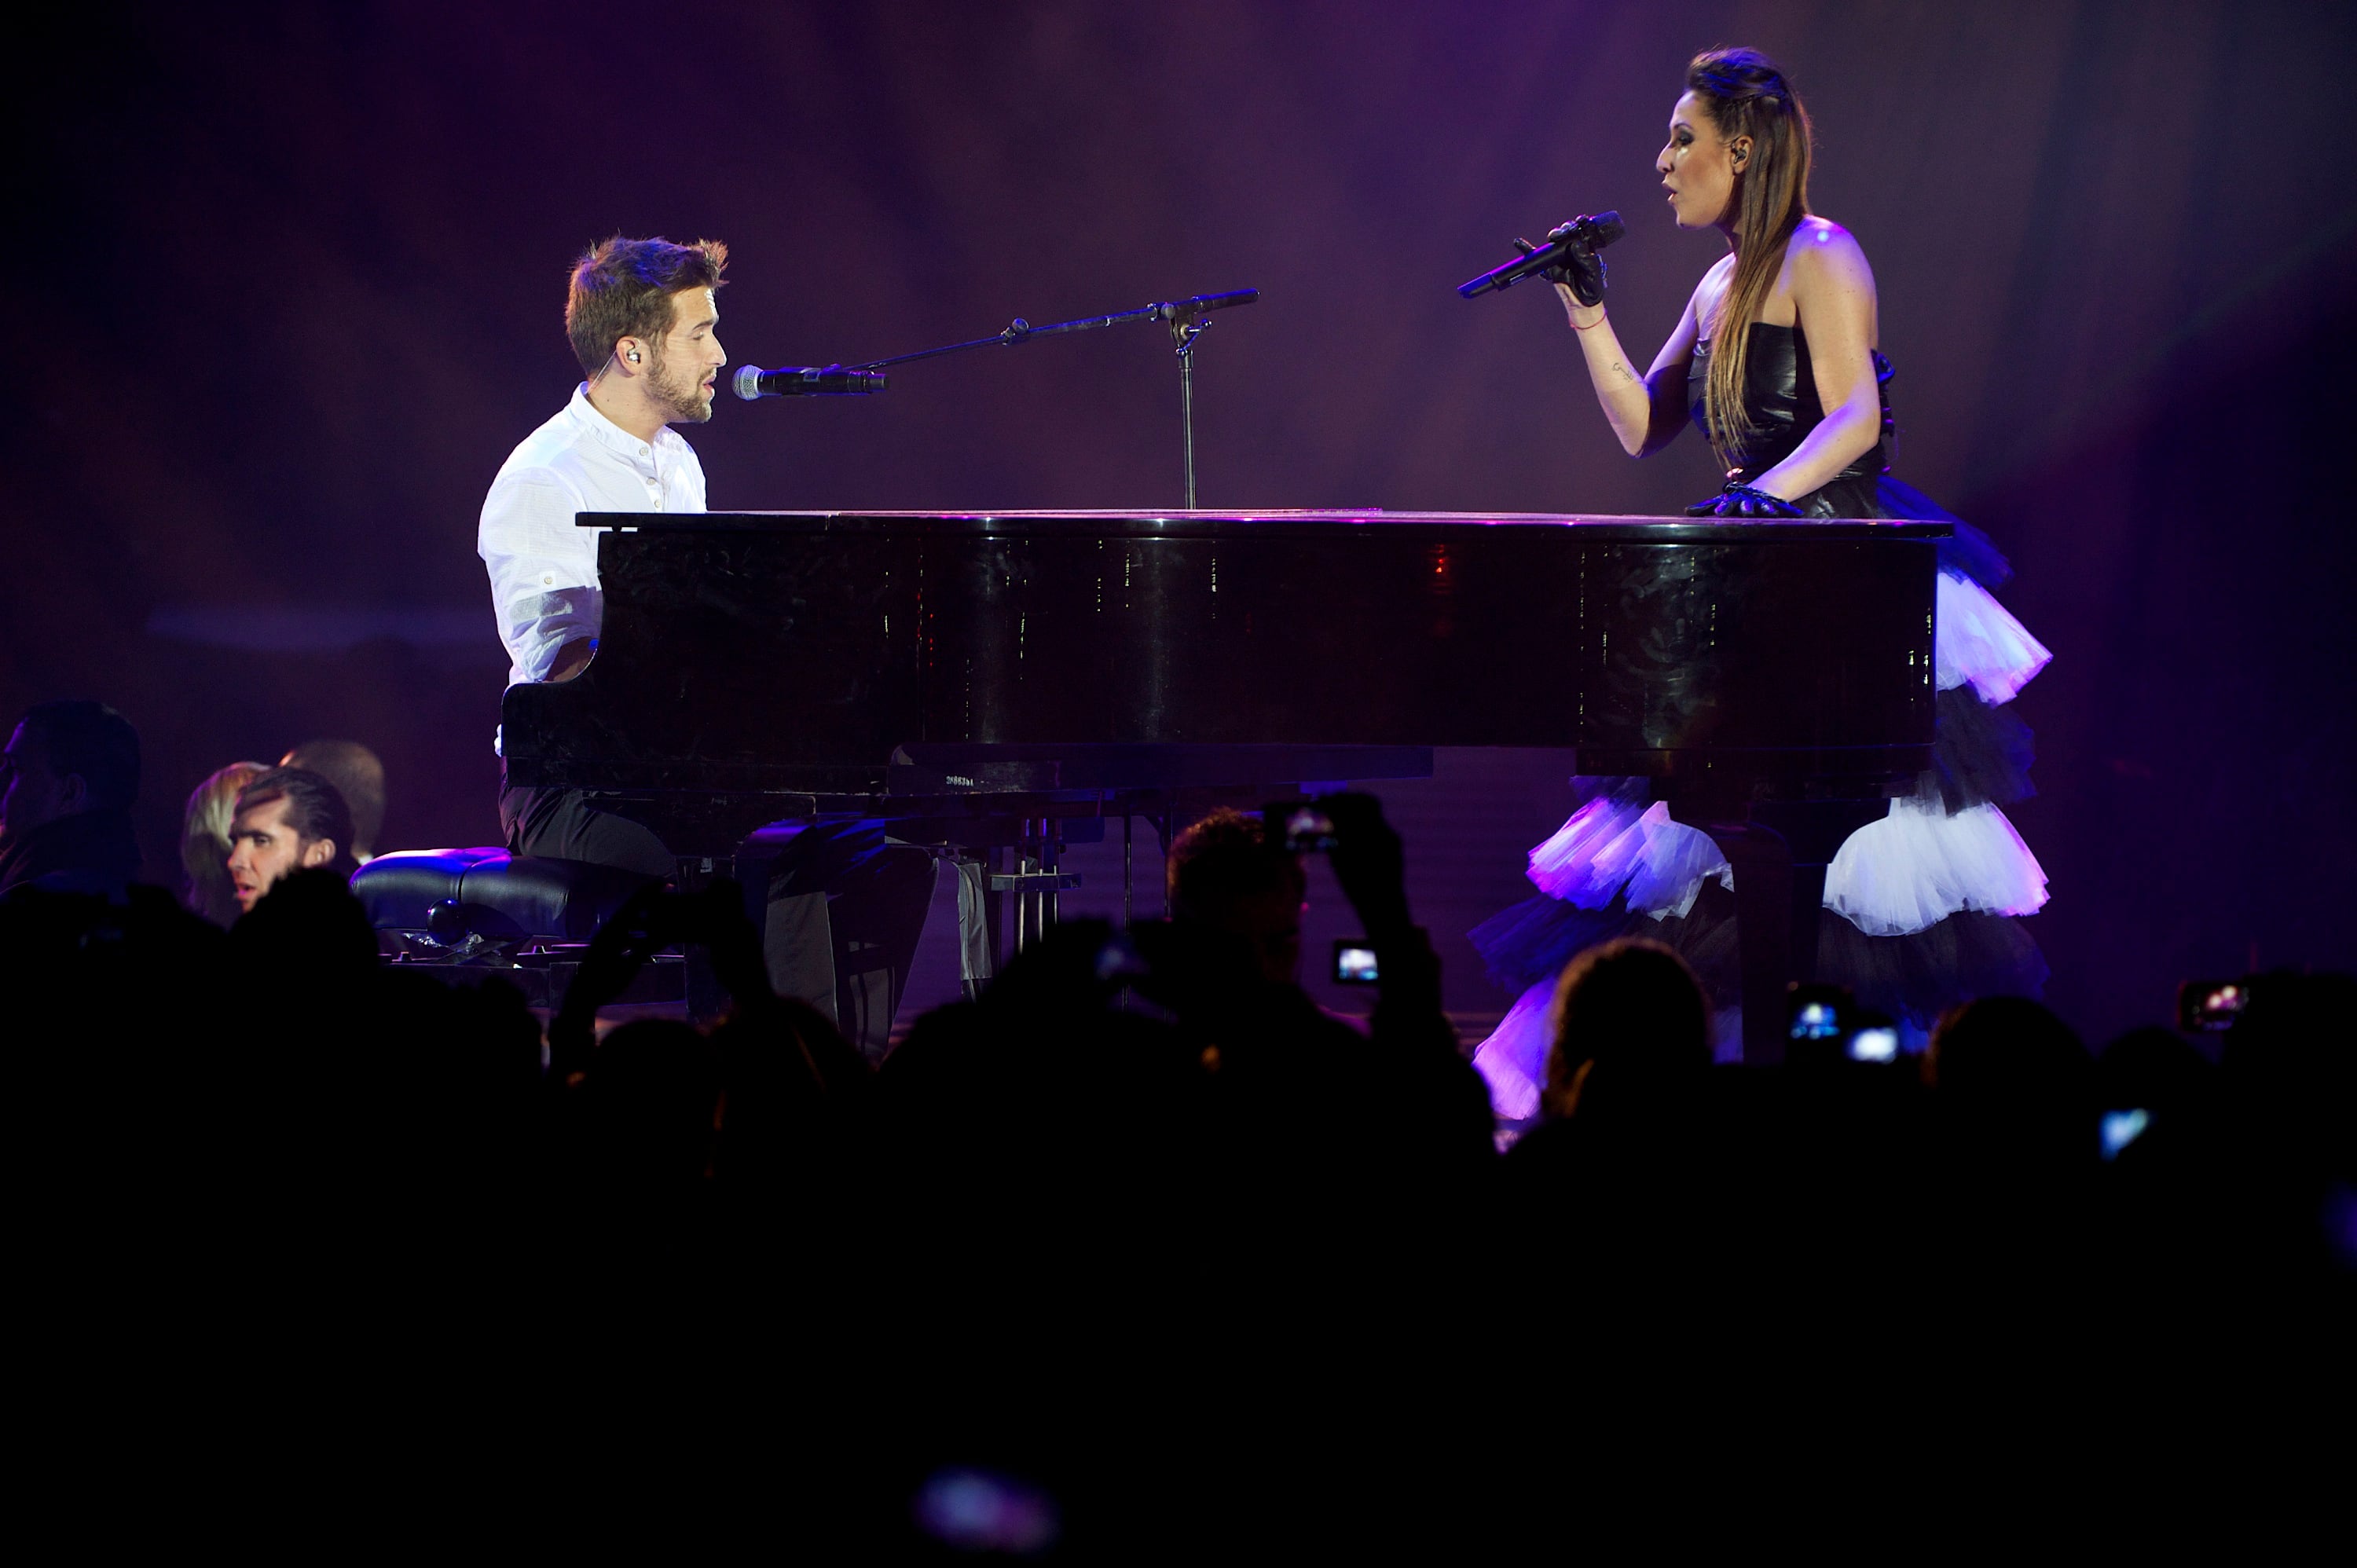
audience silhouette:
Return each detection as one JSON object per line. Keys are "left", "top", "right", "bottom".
{"left": 1, "top": 774, "right": 2345, "bottom": 1548}
{"left": 0, "top": 700, "right": 144, "bottom": 899}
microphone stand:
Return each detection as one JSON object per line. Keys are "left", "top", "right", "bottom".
{"left": 845, "top": 290, "right": 1255, "bottom": 508}
{"left": 1172, "top": 313, "right": 1210, "bottom": 509}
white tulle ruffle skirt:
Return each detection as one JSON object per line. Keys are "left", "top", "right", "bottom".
{"left": 1469, "top": 564, "right": 2052, "bottom": 1119}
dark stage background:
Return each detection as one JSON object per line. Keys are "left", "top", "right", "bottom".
{"left": 6, "top": 1, "right": 2351, "bottom": 1042}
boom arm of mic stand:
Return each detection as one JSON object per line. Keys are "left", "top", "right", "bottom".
{"left": 844, "top": 290, "right": 1258, "bottom": 372}
{"left": 827, "top": 289, "right": 1255, "bottom": 511}
{"left": 847, "top": 302, "right": 1162, "bottom": 372}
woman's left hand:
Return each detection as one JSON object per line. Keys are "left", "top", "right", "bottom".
{"left": 1684, "top": 481, "right": 1804, "bottom": 518}
{"left": 1516, "top": 221, "right": 1607, "bottom": 306}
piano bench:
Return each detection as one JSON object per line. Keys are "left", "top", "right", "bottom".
{"left": 353, "top": 848, "right": 659, "bottom": 947}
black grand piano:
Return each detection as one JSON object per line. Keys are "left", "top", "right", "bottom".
{"left": 501, "top": 510, "right": 1946, "bottom": 1063}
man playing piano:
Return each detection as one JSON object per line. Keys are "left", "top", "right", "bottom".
{"left": 482, "top": 235, "right": 726, "bottom": 877}
{"left": 480, "top": 236, "right": 931, "bottom": 1051}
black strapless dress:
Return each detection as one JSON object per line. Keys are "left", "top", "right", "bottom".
{"left": 1688, "top": 321, "right": 1892, "bottom": 517}
{"left": 1464, "top": 325, "right": 2055, "bottom": 1112}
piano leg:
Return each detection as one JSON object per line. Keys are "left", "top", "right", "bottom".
{"left": 1710, "top": 823, "right": 1799, "bottom": 1068}
{"left": 1703, "top": 800, "right": 1882, "bottom": 1067}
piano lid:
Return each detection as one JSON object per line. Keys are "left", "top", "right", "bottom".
{"left": 578, "top": 509, "right": 1953, "bottom": 543}
{"left": 507, "top": 509, "right": 1945, "bottom": 813}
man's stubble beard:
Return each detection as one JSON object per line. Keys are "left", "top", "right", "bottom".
{"left": 647, "top": 346, "right": 714, "bottom": 424}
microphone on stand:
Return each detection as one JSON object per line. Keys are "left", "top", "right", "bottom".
{"left": 1150, "top": 289, "right": 1261, "bottom": 323}
{"left": 732, "top": 364, "right": 889, "bottom": 399}
{"left": 1153, "top": 289, "right": 1259, "bottom": 350}
{"left": 1457, "top": 211, "right": 1626, "bottom": 299}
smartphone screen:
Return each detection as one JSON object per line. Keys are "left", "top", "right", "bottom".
{"left": 2100, "top": 1108, "right": 2151, "bottom": 1160}
{"left": 1332, "top": 940, "right": 1379, "bottom": 984}
{"left": 2176, "top": 979, "right": 2249, "bottom": 1032}
{"left": 1847, "top": 1026, "right": 1899, "bottom": 1063}
{"left": 1285, "top": 808, "right": 1338, "bottom": 855}
{"left": 1787, "top": 984, "right": 1848, "bottom": 1042}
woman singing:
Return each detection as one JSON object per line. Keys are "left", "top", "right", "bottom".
{"left": 1470, "top": 48, "right": 2054, "bottom": 1117}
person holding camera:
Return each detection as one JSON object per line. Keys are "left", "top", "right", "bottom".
{"left": 1469, "top": 48, "right": 2055, "bottom": 1112}
{"left": 1157, "top": 796, "right": 1490, "bottom": 1183}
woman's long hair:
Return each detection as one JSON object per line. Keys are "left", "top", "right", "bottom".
{"left": 181, "top": 760, "right": 267, "bottom": 924}
{"left": 1689, "top": 48, "right": 1815, "bottom": 464}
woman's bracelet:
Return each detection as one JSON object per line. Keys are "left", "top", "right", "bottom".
{"left": 1572, "top": 308, "right": 1608, "bottom": 332}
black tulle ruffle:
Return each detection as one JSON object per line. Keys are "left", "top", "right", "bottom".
{"left": 1875, "top": 475, "right": 2013, "bottom": 588}
{"left": 1816, "top": 907, "right": 2050, "bottom": 1029}
{"left": 1930, "top": 686, "right": 2036, "bottom": 811}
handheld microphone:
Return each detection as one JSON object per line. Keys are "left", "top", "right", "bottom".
{"left": 1457, "top": 211, "right": 1626, "bottom": 299}
{"left": 732, "top": 364, "right": 890, "bottom": 400}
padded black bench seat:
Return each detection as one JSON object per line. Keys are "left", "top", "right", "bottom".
{"left": 350, "top": 848, "right": 680, "bottom": 1009}
{"left": 354, "top": 847, "right": 658, "bottom": 942}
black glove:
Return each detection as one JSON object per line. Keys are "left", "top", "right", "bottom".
{"left": 1514, "top": 218, "right": 1607, "bottom": 308}
{"left": 1684, "top": 481, "right": 1804, "bottom": 518}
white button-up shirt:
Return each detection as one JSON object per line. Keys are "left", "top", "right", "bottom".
{"left": 478, "top": 385, "right": 707, "bottom": 695}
